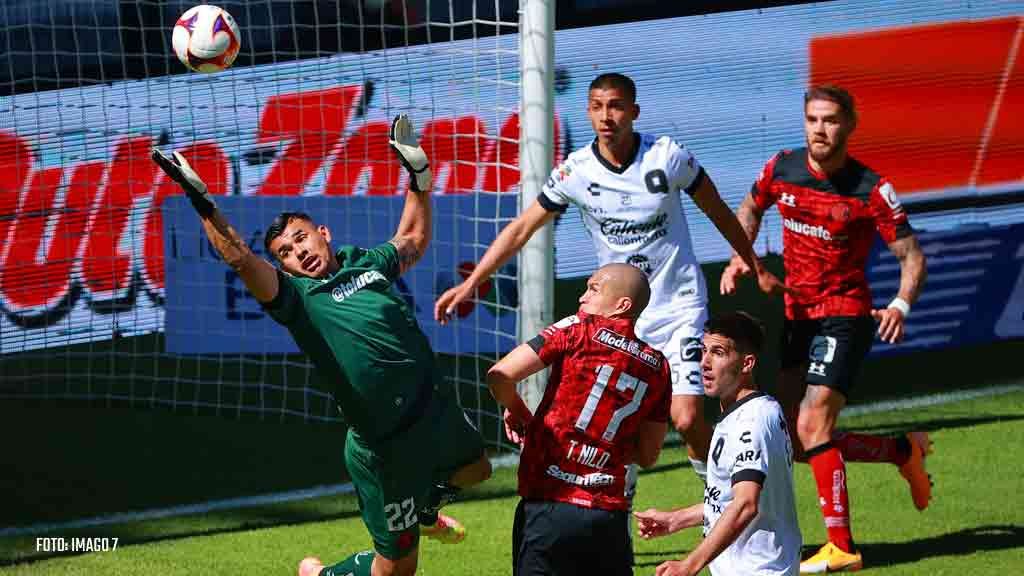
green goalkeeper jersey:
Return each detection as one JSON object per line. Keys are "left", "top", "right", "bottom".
{"left": 263, "top": 242, "right": 438, "bottom": 441}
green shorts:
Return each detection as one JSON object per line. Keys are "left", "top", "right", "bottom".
{"left": 344, "top": 392, "right": 485, "bottom": 559}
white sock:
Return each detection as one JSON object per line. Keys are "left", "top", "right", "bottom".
{"left": 689, "top": 458, "right": 707, "bottom": 482}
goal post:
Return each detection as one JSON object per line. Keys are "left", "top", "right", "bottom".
{"left": 517, "top": 0, "right": 556, "bottom": 412}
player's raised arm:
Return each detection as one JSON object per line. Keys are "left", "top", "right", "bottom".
{"left": 434, "top": 200, "right": 557, "bottom": 323}
{"left": 152, "top": 148, "right": 279, "bottom": 303}
{"left": 387, "top": 114, "right": 434, "bottom": 276}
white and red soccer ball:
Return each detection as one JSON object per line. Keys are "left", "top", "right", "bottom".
{"left": 172, "top": 5, "right": 241, "bottom": 73}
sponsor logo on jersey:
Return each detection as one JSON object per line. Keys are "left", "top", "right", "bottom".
{"left": 626, "top": 254, "right": 651, "bottom": 275}
{"left": 783, "top": 217, "right": 832, "bottom": 241}
{"left": 734, "top": 449, "right": 762, "bottom": 464}
{"left": 600, "top": 212, "right": 669, "bottom": 246}
{"left": 592, "top": 327, "right": 661, "bottom": 368}
{"left": 779, "top": 192, "right": 797, "bottom": 206}
{"left": 545, "top": 464, "right": 615, "bottom": 487}
{"left": 878, "top": 182, "right": 902, "bottom": 212}
{"left": 331, "top": 270, "right": 387, "bottom": 303}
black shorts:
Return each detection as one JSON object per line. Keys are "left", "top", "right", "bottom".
{"left": 780, "top": 315, "right": 875, "bottom": 396}
{"left": 512, "top": 499, "right": 632, "bottom": 576}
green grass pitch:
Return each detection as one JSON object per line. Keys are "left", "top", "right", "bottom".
{"left": 2, "top": 389, "right": 1022, "bottom": 574}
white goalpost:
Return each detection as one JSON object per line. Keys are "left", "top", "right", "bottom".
{"left": 517, "top": 0, "right": 555, "bottom": 412}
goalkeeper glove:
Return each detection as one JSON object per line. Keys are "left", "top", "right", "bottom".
{"left": 151, "top": 148, "right": 216, "bottom": 218}
{"left": 389, "top": 114, "right": 432, "bottom": 193}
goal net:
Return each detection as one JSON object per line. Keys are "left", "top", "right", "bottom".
{"left": 0, "top": 0, "right": 551, "bottom": 449}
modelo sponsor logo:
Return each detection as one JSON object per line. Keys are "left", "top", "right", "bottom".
{"left": 782, "top": 217, "right": 832, "bottom": 241}
{"left": 599, "top": 212, "right": 668, "bottom": 246}
{"left": 0, "top": 81, "right": 561, "bottom": 339}
{"left": 592, "top": 327, "right": 660, "bottom": 368}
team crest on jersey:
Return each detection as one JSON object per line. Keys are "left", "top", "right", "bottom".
{"left": 543, "top": 314, "right": 580, "bottom": 337}
{"left": 557, "top": 162, "right": 573, "bottom": 182}
{"left": 830, "top": 203, "right": 851, "bottom": 222}
{"left": 592, "top": 328, "right": 661, "bottom": 368}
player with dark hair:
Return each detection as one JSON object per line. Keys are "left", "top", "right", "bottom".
{"left": 151, "top": 115, "right": 492, "bottom": 576}
{"left": 436, "top": 71, "right": 785, "bottom": 492}
{"left": 635, "top": 311, "right": 801, "bottom": 576}
{"left": 721, "top": 85, "right": 931, "bottom": 573}
{"left": 487, "top": 263, "right": 672, "bottom": 576}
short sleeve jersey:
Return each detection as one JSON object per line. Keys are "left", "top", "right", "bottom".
{"left": 705, "top": 392, "right": 801, "bottom": 576}
{"left": 263, "top": 242, "right": 436, "bottom": 440}
{"left": 517, "top": 312, "right": 672, "bottom": 511}
{"left": 540, "top": 134, "right": 709, "bottom": 336}
{"left": 750, "top": 148, "right": 913, "bottom": 319}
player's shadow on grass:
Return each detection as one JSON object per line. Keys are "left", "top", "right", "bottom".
{"left": 634, "top": 549, "right": 690, "bottom": 568}
{"left": 804, "top": 524, "right": 1024, "bottom": 568}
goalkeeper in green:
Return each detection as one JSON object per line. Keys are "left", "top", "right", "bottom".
{"left": 152, "top": 115, "right": 492, "bottom": 576}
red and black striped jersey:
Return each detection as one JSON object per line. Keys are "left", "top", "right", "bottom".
{"left": 751, "top": 148, "right": 913, "bottom": 320}
{"left": 518, "top": 311, "right": 671, "bottom": 511}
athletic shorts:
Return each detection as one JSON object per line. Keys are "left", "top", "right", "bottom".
{"left": 780, "top": 315, "right": 875, "bottom": 396}
{"left": 345, "top": 391, "right": 485, "bottom": 559}
{"left": 637, "top": 306, "right": 707, "bottom": 396}
{"left": 512, "top": 500, "right": 632, "bottom": 576}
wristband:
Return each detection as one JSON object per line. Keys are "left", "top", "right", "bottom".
{"left": 887, "top": 297, "right": 911, "bottom": 318}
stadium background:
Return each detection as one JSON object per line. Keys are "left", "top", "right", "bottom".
{"left": 1, "top": 0, "right": 1022, "bottom": 570}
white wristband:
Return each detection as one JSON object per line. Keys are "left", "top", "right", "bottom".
{"left": 887, "top": 297, "right": 911, "bottom": 318}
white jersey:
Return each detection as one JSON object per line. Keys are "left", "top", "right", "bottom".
{"left": 705, "top": 392, "right": 800, "bottom": 576}
{"left": 540, "top": 134, "right": 708, "bottom": 341}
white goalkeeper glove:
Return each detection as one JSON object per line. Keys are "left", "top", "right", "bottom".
{"left": 151, "top": 148, "right": 216, "bottom": 218}
{"left": 389, "top": 114, "right": 432, "bottom": 193}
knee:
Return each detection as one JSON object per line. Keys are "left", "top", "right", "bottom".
{"left": 670, "top": 399, "right": 703, "bottom": 435}
{"left": 672, "top": 409, "right": 699, "bottom": 436}
{"left": 374, "top": 554, "right": 418, "bottom": 576}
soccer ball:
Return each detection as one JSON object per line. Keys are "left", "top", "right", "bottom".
{"left": 172, "top": 5, "right": 241, "bottom": 73}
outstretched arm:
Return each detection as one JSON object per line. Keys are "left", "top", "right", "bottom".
{"left": 654, "top": 481, "right": 761, "bottom": 576}
{"left": 387, "top": 114, "right": 434, "bottom": 275}
{"left": 871, "top": 234, "right": 927, "bottom": 343}
{"left": 434, "top": 201, "right": 558, "bottom": 323}
{"left": 152, "top": 149, "right": 279, "bottom": 303}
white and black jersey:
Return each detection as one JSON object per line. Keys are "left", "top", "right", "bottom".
{"left": 540, "top": 134, "right": 710, "bottom": 394}
{"left": 705, "top": 392, "right": 800, "bottom": 576}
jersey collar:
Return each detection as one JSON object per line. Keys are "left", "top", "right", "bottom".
{"left": 591, "top": 132, "right": 641, "bottom": 175}
{"left": 717, "top": 390, "right": 766, "bottom": 423}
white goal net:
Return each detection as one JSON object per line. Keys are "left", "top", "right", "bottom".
{"left": 0, "top": 0, "right": 552, "bottom": 448}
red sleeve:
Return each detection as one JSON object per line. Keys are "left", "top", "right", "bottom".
{"left": 643, "top": 355, "right": 673, "bottom": 423}
{"left": 869, "top": 179, "right": 913, "bottom": 243}
{"left": 750, "top": 152, "right": 782, "bottom": 211}
{"left": 526, "top": 315, "right": 581, "bottom": 366}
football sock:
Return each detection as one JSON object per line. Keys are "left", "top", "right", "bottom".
{"left": 689, "top": 458, "right": 707, "bottom": 482}
{"left": 833, "top": 431, "right": 912, "bottom": 465}
{"left": 419, "top": 482, "right": 462, "bottom": 527}
{"left": 806, "top": 441, "right": 855, "bottom": 553}
{"left": 321, "top": 550, "right": 374, "bottom": 576}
